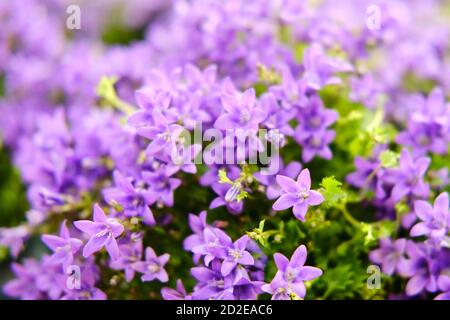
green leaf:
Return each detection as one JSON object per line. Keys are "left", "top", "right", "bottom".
{"left": 320, "top": 176, "right": 347, "bottom": 207}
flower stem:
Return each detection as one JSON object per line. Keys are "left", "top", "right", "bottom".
{"left": 337, "top": 203, "right": 361, "bottom": 228}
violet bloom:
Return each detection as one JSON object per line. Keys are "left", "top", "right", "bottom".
{"left": 129, "top": 90, "right": 177, "bottom": 129}
{"left": 369, "top": 238, "right": 409, "bottom": 276}
{"left": 212, "top": 235, "right": 255, "bottom": 276}
{"left": 261, "top": 273, "right": 291, "bottom": 300}
{"left": 0, "top": 225, "right": 29, "bottom": 258}
{"left": 254, "top": 157, "right": 302, "bottom": 200}
{"left": 296, "top": 95, "right": 338, "bottom": 134}
{"left": 411, "top": 192, "right": 449, "bottom": 241}
{"left": 210, "top": 182, "right": 244, "bottom": 215}
{"left": 262, "top": 245, "right": 322, "bottom": 299}
{"left": 214, "top": 88, "right": 267, "bottom": 131}
{"left": 435, "top": 274, "right": 450, "bottom": 300}
{"left": 386, "top": 149, "right": 430, "bottom": 202}
{"left": 260, "top": 93, "right": 296, "bottom": 136}
{"left": 103, "top": 170, "right": 156, "bottom": 225}
{"left": 74, "top": 204, "right": 124, "bottom": 261}
{"left": 110, "top": 239, "right": 143, "bottom": 282}
{"left": 191, "top": 262, "right": 235, "bottom": 300}
{"left": 41, "top": 220, "right": 83, "bottom": 270}
{"left": 142, "top": 166, "right": 181, "bottom": 207}
{"left": 191, "top": 227, "right": 231, "bottom": 266}
{"left": 403, "top": 242, "right": 440, "bottom": 296}
{"left": 295, "top": 128, "right": 335, "bottom": 163}
{"left": 269, "top": 67, "right": 309, "bottom": 109}
{"left": 302, "top": 44, "right": 353, "bottom": 90}
{"left": 272, "top": 169, "right": 324, "bottom": 221}
{"left": 61, "top": 286, "right": 107, "bottom": 300}
{"left": 132, "top": 247, "right": 170, "bottom": 282}
{"left": 191, "top": 260, "right": 262, "bottom": 300}
{"left": 183, "top": 211, "right": 209, "bottom": 263}
{"left": 136, "top": 109, "right": 185, "bottom": 157}
{"left": 396, "top": 88, "right": 450, "bottom": 156}
{"left": 3, "top": 259, "right": 42, "bottom": 300}
{"left": 161, "top": 279, "right": 191, "bottom": 300}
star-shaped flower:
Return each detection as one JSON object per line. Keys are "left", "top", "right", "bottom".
{"left": 74, "top": 204, "right": 124, "bottom": 260}
{"left": 272, "top": 169, "right": 324, "bottom": 221}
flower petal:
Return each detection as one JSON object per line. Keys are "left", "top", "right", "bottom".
{"left": 297, "top": 169, "right": 311, "bottom": 189}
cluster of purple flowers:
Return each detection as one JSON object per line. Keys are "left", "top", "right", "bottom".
{"left": 0, "top": 0, "right": 449, "bottom": 300}
{"left": 347, "top": 145, "right": 449, "bottom": 300}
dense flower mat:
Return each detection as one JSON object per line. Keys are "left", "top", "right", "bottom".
{"left": 0, "top": 0, "right": 449, "bottom": 300}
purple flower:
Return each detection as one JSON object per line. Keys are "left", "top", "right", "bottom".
{"left": 110, "top": 238, "right": 143, "bottom": 282}
{"left": 135, "top": 109, "right": 185, "bottom": 157}
{"left": 161, "top": 279, "right": 191, "bottom": 300}
{"left": 103, "top": 170, "right": 156, "bottom": 225}
{"left": 369, "top": 238, "right": 409, "bottom": 276}
{"left": 403, "top": 242, "right": 440, "bottom": 296}
{"left": 0, "top": 225, "right": 29, "bottom": 258}
{"left": 260, "top": 93, "right": 296, "bottom": 135}
{"left": 272, "top": 169, "right": 324, "bottom": 221}
{"left": 214, "top": 88, "right": 267, "bottom": 131}
{"left": 254, "top": 157, "right": 302, "bottom": 200}
{"left": 210, "top": 182, "right": 244, "bottom": 215}
{"left": 3, "top": 259, "right": 43, "bottom": 300}
{"left": 396, "top": 88, "right": 450, "bottom": 156}
{"left": 213, "top": 235, "right": 255, "bottom": 276}
{"left": 262, "top": 244, "right": 322, "bottom": 299}
{"left": 142, "top": 166, "right": 181, "bottom": 207}
{"left": 295, "top": 128, "right": 335, "bottom": 163}
{"left": 296, "top": 95, "right": 338, "bottom": 134}
{"left": 183, "top": 211, "right": 209, "bottom": 263}
{"left": 435, "top": 274, "right": 450, "bottom": 300}
{"left": 41, "top": 220, "right": 83, "bottom": 270}
{"left": 386, "top": 149, "right": 430, "bottom": 202}
{"left": 269, "top": 67, "right": 308, "bottom": 109}
{"left": 191, "top": 260, "right": 262, "bottom": 300}
{"left": 411, "top": 192, "right": 449, "bottom": 241}
{"left": 302, "top": 44, "right": 353, "bottom": 90}
{"left": 261, "top": 273, "right": 291, "bottom": 300}
{"left": 132, "top": 247, "right": 170, "bottom": 282}
{"left": 74, "top": 204, "right": 124, "bottom": 260}
{"left": 190, "top": 227, "right": 231, "bottom": 266}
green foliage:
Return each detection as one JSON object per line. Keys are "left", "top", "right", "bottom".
{"left": 319, "top": 176, "right": 346, "bottom": 207}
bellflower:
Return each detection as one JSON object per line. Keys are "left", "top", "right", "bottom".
{"left": 74, "top": 204, "right": 124, "bottom": 260}
{"left": 262, "top": 245, "right": 322, "bottom": 299}
{"left": 369, "top": 238, "right": 409, "bottom": 276}
{"left": 435, "top": 274, "right": 450, "bottom": 300}
{"left": 132, "top": 247, "right": 170, "bottom": 282}
{"left": 402, "top": 242, "right": 440, "bottom": 296}
{"left": 214, "top": 88, "right": 267, "bottom": 131}
{"left": 103, "top": 170, "right": 156, "bottom": 225}
{"left": 212, "top": 235, "right": 255, "bottom": 276}
{"left": 272, "top": 169, "right": 324, "bottom": 221}
{"left": 142, "top": 166, "right": 182, "bottom": 207}
{"left": 110, "top": 238, "right": 143, "bottom": 282}
{"left": 161, "top": 279, "right": 191, "bottom": 300}
{"left": 386, "top": 149, "right": 430, "bottom": 202}
{"left": 411, "top": 192, "right": 449, "bottom": 241}
{"left": 254, "top": 157, "right": 302, "bottom": 200}
{"left": 41, "top": 220, "right": 83, "bottom": 270}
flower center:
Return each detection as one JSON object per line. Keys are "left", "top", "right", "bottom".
{"left": 285, "top": 268, "right": 298, "bottom": 282}
{"left": 228, "top": 248, "right": 242, "bottom": 260}
{"left": 148, "top": 263, "right": 160, "bottom": 273}
{"left": 240, "top": 110, "right": 250, "bottom": 123}
{"left": 297, "top": 189, "right": 309, "bottom": 202}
